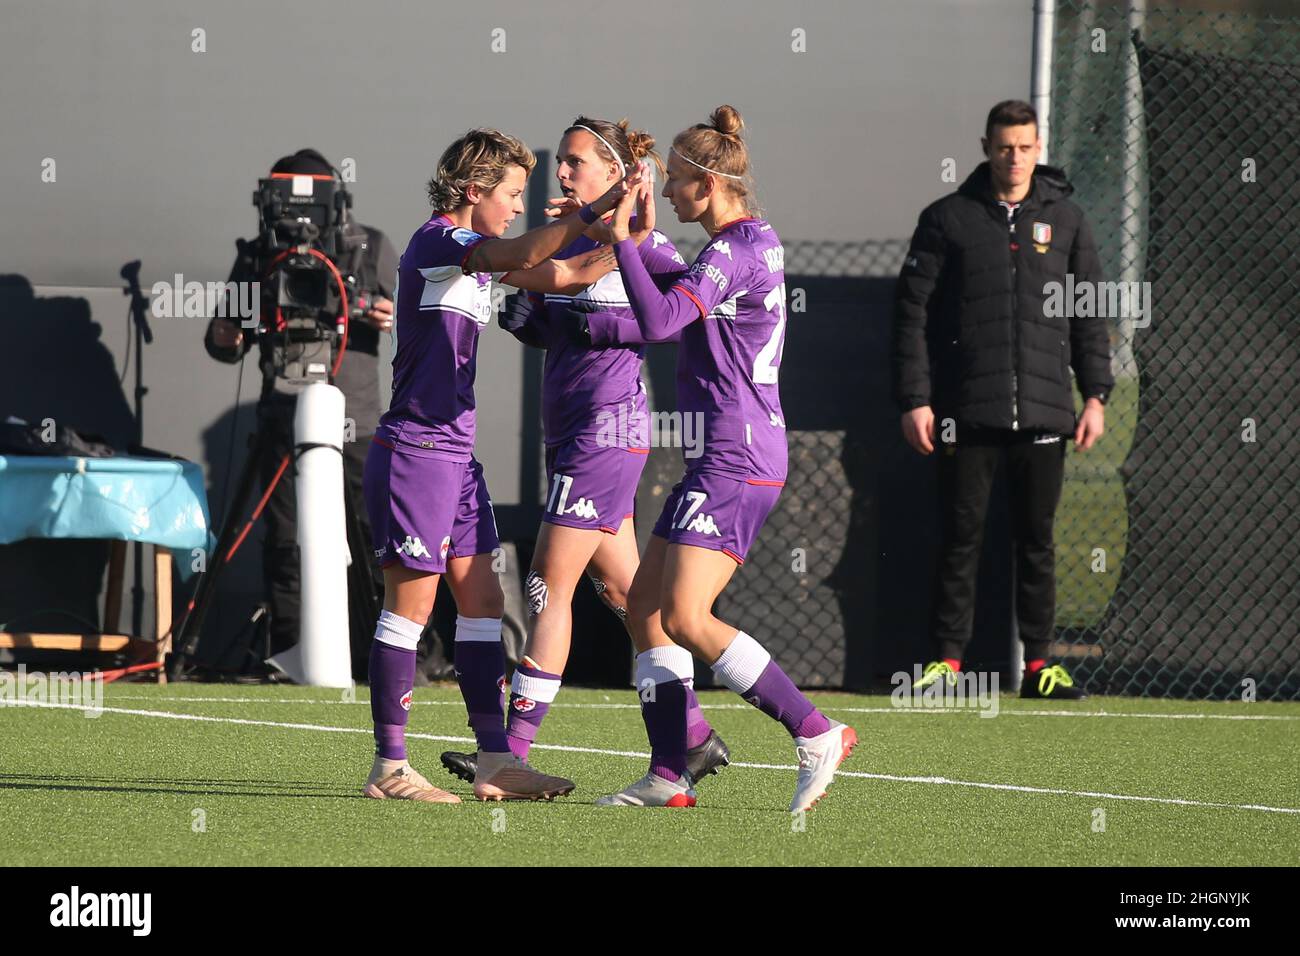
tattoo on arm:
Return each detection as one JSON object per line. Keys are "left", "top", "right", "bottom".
{"left": 579, "top": 247, "right": 618, "bottom": 270}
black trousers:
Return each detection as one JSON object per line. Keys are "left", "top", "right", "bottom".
{"left": 932, "top": 425, "right": 1067, "bottom": 663}
{"left": 256, "top": 400, "right": 382, "bottom": 661}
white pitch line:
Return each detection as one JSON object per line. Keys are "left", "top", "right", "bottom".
{"left": 4, "top": 699, "right": 1298, "bottom": 816}
{"left": 102, "top": 695, "right": 1300, "bottom": 722}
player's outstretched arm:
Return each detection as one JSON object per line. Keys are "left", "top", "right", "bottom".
{"left": 501, "top": 185, "right": 660, "bottom": 297}
{"left": 464, "top": 167, "right": 643, "bottom": 275}
{"left": 607, "top": 184, "right": 703, "bottom": 341}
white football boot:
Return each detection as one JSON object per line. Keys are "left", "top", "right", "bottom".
{"left": 595, "top": 771, "right": 697, "bottom": 807}
{"left": 789, "top": 721, "right": 858, "bottom": 812}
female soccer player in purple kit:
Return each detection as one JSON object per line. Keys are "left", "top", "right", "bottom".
{"left": 438, "top": 117, "right": 732, "bottom": 803}
{"left": 361, "top": 128, "right": 638, "bottom": 803}
{"left": 593, "top": 106, "right": 858, "bottom": 811}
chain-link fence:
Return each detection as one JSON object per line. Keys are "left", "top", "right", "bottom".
{"left": 666, "top": 1, "right": 1299, "bottom": 699}
{"left": 1048, "top": 0, "right": 1299, "bottom": 699}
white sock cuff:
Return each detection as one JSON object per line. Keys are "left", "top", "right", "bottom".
{"left": 711, "top": 631, "right": 771, "bottom": 695}
{"left": 375, "top": 610, "right": 423, "bottom": 651}
{"left": 455, "top": 615, "right": 502, "bottom": 643}
{"left": 511, "top": 668, "right": 561, "bottom": 703}
{"left": 636, "top": 645, "right": 695, "bottom": 686}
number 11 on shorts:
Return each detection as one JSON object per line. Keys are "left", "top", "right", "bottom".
{"left": 547, "top": 473, "right": 574, "bottom": 515}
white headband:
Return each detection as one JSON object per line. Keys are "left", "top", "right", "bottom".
{"left": 670, "top": 146, "right": 745, "bottom": 181}
{"left": 572, "top": 125, "right": 626, "bottom": 178}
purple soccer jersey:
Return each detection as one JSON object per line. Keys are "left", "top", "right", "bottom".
{"left": 534, "top": 229, "right": 686, "bottom": 448}
{"left": 667, "top": 218, "right": 789, "bottom": 482}
{"left": 377, "top": 215, "right": 494, "bottom": 460}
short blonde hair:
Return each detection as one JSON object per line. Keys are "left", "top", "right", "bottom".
{"left": 426, "top": 129, "right": 536, "bottom": 212}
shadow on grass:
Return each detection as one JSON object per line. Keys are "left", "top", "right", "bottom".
{"left": 0, "top": 771, "right": 358, "bottom": 799}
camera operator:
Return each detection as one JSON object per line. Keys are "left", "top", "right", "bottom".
{"left": 204, "top": 148, "right": 397, "bottom": 675}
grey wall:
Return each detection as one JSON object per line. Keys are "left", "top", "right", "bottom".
{"left": 2, "top": 0, "right": 1031, "bottom": 281}
{"left": 0, "top": 0, "right": 1033, "bottom": 667}
{"left": 1, "top": 0, "right": 1032, "bottom": 497}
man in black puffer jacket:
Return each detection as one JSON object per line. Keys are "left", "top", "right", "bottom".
{"left": 893, "top": 100, "right": 1114, "bottom": 700}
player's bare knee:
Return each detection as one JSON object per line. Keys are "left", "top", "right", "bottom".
{"left": 394, "top": 599, "right": 434, "bottom": 627}
{"left": 660, "top": 601, "right": 706, "bottom": 644}
{"left": 459, "top": 579, "right": 504, "bottom": 619}
{"left": 626, "top": 580, "right": 658, "bottom": 625}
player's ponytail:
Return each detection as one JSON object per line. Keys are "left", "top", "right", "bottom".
{"left": 624, "top": 124, "right": 666, "bottom": 179}
{"left": 671, "top": 104, "right": 756, "bottom": 212}
{"left": 708, "top": 105, "right": 745, "bottom": 138}
{"left": 565, "top": 116, "right": 666, "bottom": 179}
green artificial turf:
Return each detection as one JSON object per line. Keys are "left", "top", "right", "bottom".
{"left": 1, "top": 682, "right": 1296, "bottom": 866}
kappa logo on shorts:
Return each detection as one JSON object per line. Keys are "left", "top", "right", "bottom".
{"left": 512, "top": 696, "right": 537, "bottom": 713}
{"left": 686, "top": 513, "right": 722, "bottom": 536}
{"left": 674, "top": 490, "right": 723, "bottom": 537}
{"left": 1033, "top": 434, "right": 1063, "bottom": 445}
{"left": 565, "top": 497, "right": 599, "bottom": 520}
{"left": 395, "top": 536, "right": 430, "bottom": 558}
{"left": 399, "top": 690, "right": 413, "bottom": 711}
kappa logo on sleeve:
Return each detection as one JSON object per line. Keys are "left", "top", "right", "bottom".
{"left": 449, "top": 227, "right": 481, "bottom": 246}
{"left": 709, "top": 240, "right": 733, "bottom": 261}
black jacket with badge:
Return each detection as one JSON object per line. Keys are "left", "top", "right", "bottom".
{"left": 892, "top": 162, "right": 1114, "bottom": 435}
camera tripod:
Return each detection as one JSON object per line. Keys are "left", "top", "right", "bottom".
{"left": 168, "top": 417, "right": 379, "bottom": 681}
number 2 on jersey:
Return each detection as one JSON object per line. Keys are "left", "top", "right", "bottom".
{"left": 753, "top": 283, "right": 787, "bottom": 385}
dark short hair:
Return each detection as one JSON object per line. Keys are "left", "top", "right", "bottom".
{"left": 984, "top": 100, "right": 1038, "bottom": 140}
{"left": 271, "top": 148, "right": 332, "bottom": 176}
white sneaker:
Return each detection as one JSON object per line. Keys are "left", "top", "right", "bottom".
{"left": 789, "top": 721, "right": 857, "bottom": 812}
{"left": 472, "top": 750, "right": 575, "bottom": 802}
{"left": 595, "top": 772, "right": 697, "bottom": 807}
